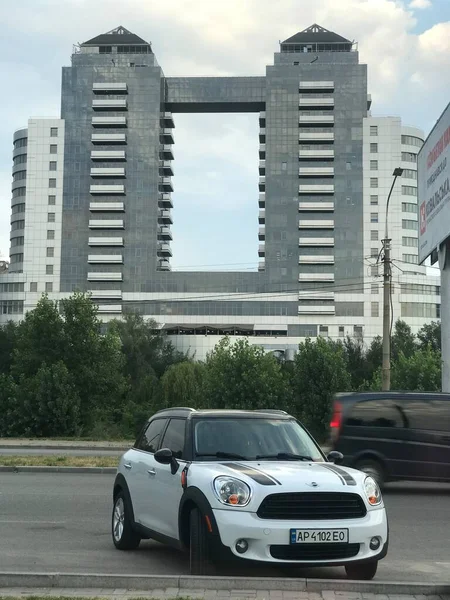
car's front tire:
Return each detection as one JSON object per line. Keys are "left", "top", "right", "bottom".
{"left": 112, "top": 490, "right": 141, "bottom": 550}
{"left": 345, "top": 560, "right": 378, "bottom": 580}
{"left": 189, "top": 507, "right": 214, "bottom": 575}
{"left": 354, "top": 458, "right": 386, "bottom": 488}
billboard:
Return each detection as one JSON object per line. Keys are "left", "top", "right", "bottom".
{"left": 418, "top": 102, "right": 450, "bottom": 264}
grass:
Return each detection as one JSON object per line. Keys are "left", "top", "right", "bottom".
{"left": 0, "top": 455, "right": 119, "bottom": 468}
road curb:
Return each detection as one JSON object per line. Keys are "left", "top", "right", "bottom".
{"left": 0, "top": 573, "right": 448, "bottom": 595}
{"left": 0, "top": 444, "right": 129, "bottom": 451}
{"left": 0, "top": 466, "right": 116, "bottom": 474}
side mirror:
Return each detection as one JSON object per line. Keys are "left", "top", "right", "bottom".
{"left": 154, "top": 448, "right": 179, "bottom": 474}
{"left": 327, "top": 451, "right": 344, "bottom": 465}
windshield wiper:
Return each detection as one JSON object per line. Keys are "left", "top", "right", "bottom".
{"left": 197, "top": 451, "right": 249, "bottom": 460}
{"left": 256, "top": 452, "right": 314, "bottom": 461}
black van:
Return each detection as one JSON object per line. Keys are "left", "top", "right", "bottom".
{"left": 329, "top": 392, "right": 450, "bottom": 486}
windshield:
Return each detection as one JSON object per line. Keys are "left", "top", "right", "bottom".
{"left": 193, "top": 418, "right": 324, "bottom": 462}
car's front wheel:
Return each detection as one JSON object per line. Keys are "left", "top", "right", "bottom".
{"left": 112, "top": 490, "right": 141, "bottom": 550}
{"left": 345, "top": 561, "right": 378, "bottom": 580}
{"left": 189, "top": 507, "right": 214, "bottom": 575}
{"left": 354, "top": 458, "right": 385, "bottom": 488}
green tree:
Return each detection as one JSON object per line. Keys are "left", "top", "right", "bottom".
{"left": 161, "top": 361, "right": 207, "bottom": 409}
{"left": 391, "top": 347, "right": 441, "bottom": 391}
{"left": 343, "top": 337, "right": 373, "bottom": 390}
{"left": 204, "top": 337, "right": 290, "bottom": 412}
{"left": 391, "top": 320, "right": 416, "bottom": 360}
{"left": 0, "top": 374, "right": 18, "bottom": 436}
{"left": 366, "top": 335, "right": 382, "bottom": 376}
{"left": 417, "top": 321, "right": 441, "bottom": 352}
{"left": 293, "top": 337, "right": 351, "bottom": 441}
{"left": 0, "top": 321, "right": 17, "bottom": 375}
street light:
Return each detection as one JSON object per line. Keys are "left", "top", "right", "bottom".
{"left": 381, "top": 167, "right": 404, "bottom": 392}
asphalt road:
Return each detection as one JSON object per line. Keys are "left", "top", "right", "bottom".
{"left": 0, "top": 473, "right": 449, "bottom": 582}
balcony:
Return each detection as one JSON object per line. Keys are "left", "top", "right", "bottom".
{"left": 299, "top": 131, "right": 334, "bottom": 141}
{"left": 299, "top": 255, "right": 334, "bottom": 264}
{"left": 159, "top": 161, "right": 174, "bottom": 176}
{"left": 158, "top": 227, "right": 172, "bottom": 240}
{"left": 89, "top": 290, "right": 123, "bottom": 299}
{"left": 97, "top": 304, "right": 122, "bottom": 314}
{"left": 299, "top": 81, "right": 334, "bottom": 90}
{"left": 91, "top": 116, "right": 127, "bottom": 127}
{"left": 89, "top": 220, "right": 124, "bottom": 229}
{"left": 157, "top": 243, "right": 172, "bottom": 257}
{"left": 158, "top": 193, "right": 173, "bottom": 209}
{"left": 159, "top": 259, "right": 171, "bottom": 271}
{"left": 161, "top": 112, "right": 175, "bottom": 128}
{"left": 299, "top": 184, "right": 334, "bottom": 194}
{"left": 259, "top": 176, "right": 265, "bottom": 191}
{"left": 299, "top": 273, "right": 334, "bottom": 282}
{"left": 259, "top": 128, "right": 266, "bottom": 143}
{"left": 299, "top": 220, "right": 334, "bottom": 229}
{"left": 90, "top": 184, "right": 125, "bottom": 195}
{"left": 299, "top": 114, "right": 334, "bottom": 125}
{"left": 88, "top": 254, "right": 123, "bottom": 264}
{"left": 259, "top": 193, "right": 265, "bottom": 208}
{"left": 89, "top": 202, "right": 125, "bottom": 212}
{"left": 299, "top": 97, "right": 334, "bottom": 107}
{"left": 158, "top": 210, "right": 173, "bottom": 224}
{"left": 258, "top": 244, "right": 265, "bottom": 257}
{"left": 259, "top": 111, "right": 266, "bottom": 127}
{"left": 299, "top": 237, "right": 334, "bottom": 247}
{"left": 160, "top": 145, "right": 174, "bottom": 160}
{"left": 258, "top": 261, "right": 265, "bottom": 272}
{"left": 258, "top": 209, "right": 265, "bottom": 224}
{"left": 159, "top": 177, "right": 173, "bottom": 192}
{"left": 298, "top": 291, "right": 334, "bottom": 301}
{"left": 259, "top": 160, "right": 265, "bottom": 175}
{"left": 91, "top": 133, "right": 126, "bottom": 144}
{"left": 92, "top": 99, "right": 127, "bottom": 110}
{"left": 259, "top": 144, "right": 266, "bottom": 159}
{"left": 160, "top": 129, "right": 174, "bottom": 144}
{"left": 93, "top": 82, "right": 128, "bottom": 94}
{"left": 298, "top": 305, "right": 336, "bottom": 315}
{"left": 299, "top": 167, "right": 334, "bottom": 176}
{"left": 258, "top": 226, "right": 265, "bottom": 241}
{"left": 299, "top": 148, "right": 334, "bottom": 159}
{"left": 91, "top": 150, "right": 126, "bottom": 161}
{"left": 88, "top": 237, "right": 124, "bottom": 246}
{"left": 90, "top": 167, "right": 125, "bottom": 177}
{"left": 87, "top": 272, "right": 123, "bottom": 281}
{"left": 299, "top": 201, "right": 334, "bottom": 212}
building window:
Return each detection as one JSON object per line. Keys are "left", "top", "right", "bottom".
{"left": 370, "top": 247, "right": 378, "bottom": 258}
{"left": 11, "top": 236, "right": 24, "bottom": 247}
{"left": 49, "top": 161, "right": 57, "bottom": 171}
{"left": 30, "top": 282, "right": 38, "bottom": 292}
{"left": 45, "top": 282, "right": 53, "bottom": 292}
{"left": 371, "top": 302, "right": 379, "bottom": 317}
{"left": 319, "top": 325, "right": 328, "bottom": 337}
{"left": 346, "top": 162, "right": 352, "bottom": 171}
{"left": 400, "top": 283, "right": 440, "bottom": 295}
{"left": 370, "top": 213, "right": 378, "bottom": 223}
{"left": 401, "top": 302, "right": 439, "bottom": 318}
{"left": 47, "top": 230, "right": 55, "bottom": 240}
{"left": 46, "top": 265, "right": 54, "bottom": 275}
{"left": 49, "top": 178, "right": 56, "bottom": 188}
{"left": 371, "top": 230, "right": 379, "bottom": 241}
{"left": 402, "top": 253, "right": 419, "bottom": 264}
{"left": 371, "top": 265, "right": 378, "bottom": 277}
{"left": 402, "top": 236, "right": 418, "bottom": 247}
{"left": 401, "top": 135, "right": 423, "bottom": 148}
{"left": 50, "top": 144, "right": 57, "bottom": 154}
{"left": 46, "top": 247, "right": 54, "bottom": 257}
{"left": 401, "top": 152, "right": 417, "bottom": 163}
{"left": 370, "top": 160, "right": 378, "bottom": 170}
{"left": 48, "top": 195, "right": 56, "bottom": 205}
{"left": 50, "top": 127, "right": 58, "bottom": 137}
{"left": 402, "top": 219, "right": 418, "bottom": 231}
{"left": 371, "top": 283, "right": 379, "bottom": 294}
{"left": 402, "top": 202, "right": 418, "bottom": 214}
{"left": 354, "top": 325, "right": 363, "bottom": 338}
{"left": 370, "top": 178, "right": 378, "bottom": 188}
{"left": 370, "top": 143, "right": 378, "bottom": 153}
{"left": 402, "top": 185, "right": 417, "bottom": 196}
{"left": 402, "top": 169, "right": 417, "bottom": 180}
{"left": 338, "top": 326, "right": 344, "bottom": 337}
{"left": 370, "top": 195, "right": 378, "bottom": 205}
{"left": 335, "top": 303, "right": 364, "bottom": 317}
{"left": 48, "top": 213, "right": 55, "bottom": 223}
{"left": 370, "top": 126, "right": 378, "bottom": 136}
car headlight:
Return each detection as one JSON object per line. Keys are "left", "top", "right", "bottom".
{"left": 213, "top": 476, "right": 251, "bottom": 507}
{"left": 364, "top": 476, "right": 382, "bottom": 506}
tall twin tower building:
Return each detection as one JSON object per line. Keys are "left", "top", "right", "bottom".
{"left": 3, "top": 24, "right": 439, "bottom": 358}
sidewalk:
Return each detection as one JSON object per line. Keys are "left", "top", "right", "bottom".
{"left": 0, "top": 439, "right": 131, "bottom": 451}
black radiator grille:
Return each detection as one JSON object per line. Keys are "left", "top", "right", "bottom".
{"left": 270, "top": 543, "right": 360, "bottom": 561}
{"left": 257, "top": 492, "right": 367, "bottom": 520}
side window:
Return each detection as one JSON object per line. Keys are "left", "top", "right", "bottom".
{"left": 404, "top": 399, "right": 450, "bottom": 432}
{"left": 136, "top": 419, "right": 167, "bottom": 453}
{"left": 346, "top": 400, "right": 404, "bottom": 428}
{"left": 160, "top": 418, "right": 186, "bottom": 459}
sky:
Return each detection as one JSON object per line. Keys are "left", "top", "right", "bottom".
{"left": 0, "top": 0, "right": 449, "bottom": 271}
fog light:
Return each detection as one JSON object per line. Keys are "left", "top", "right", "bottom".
{"left": 235, "top": 539, "right": 248, "bottom": 554}
{"left": 370, "top": 536, "right": 381, "bottom": 550}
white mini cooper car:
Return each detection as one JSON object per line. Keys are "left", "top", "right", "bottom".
{"left": 112, "top": 408, "right": 388, "bottom": 579}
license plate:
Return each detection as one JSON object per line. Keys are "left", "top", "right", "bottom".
{"left": 290, "top": 528, "right": 349, "bottom": 544}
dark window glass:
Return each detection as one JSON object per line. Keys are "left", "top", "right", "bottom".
{"left": 404, "top": 399, "right": 450, "bottom": 432}
{"left": 136, "top": 418, "right": 167, "bottom": 453}
{"left": 160, "top": 419, "right": 186, "bottom": 459}
{"left": 347, "top": 400, "right": 405, "bottom": 428}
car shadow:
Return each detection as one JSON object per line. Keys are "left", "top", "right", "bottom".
{"left": 383, "top": 482, "right": 450, "bottom": 495}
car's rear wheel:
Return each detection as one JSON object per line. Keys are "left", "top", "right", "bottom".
{"left": 189, "top": 507, "right": 214, "bottom": 575}
{"left": 112, "top": 490, "right": 141, "bottom": 550}
{"left": 354, "top": 458, "right": 385, "bottom": 488}
{"left": 345, "top": 560, "right": 378, "bottom": 580}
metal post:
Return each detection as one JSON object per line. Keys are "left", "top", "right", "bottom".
{"left": 381, "top": 238, "right": 391, "bottom": 391}
{"left": 439, "top": 240, "right": 450, "bottom": 392}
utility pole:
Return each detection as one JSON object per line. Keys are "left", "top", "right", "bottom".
{"left": 381, "top": 168, "right": 403, "bottom": 392}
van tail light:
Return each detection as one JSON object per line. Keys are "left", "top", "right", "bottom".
{"left": 330, "top": 401, "right": 343, "bottom": 444}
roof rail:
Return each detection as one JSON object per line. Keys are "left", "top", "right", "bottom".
{"left": 155, "top": 406, "right": 196, "bottom": 413}
{"left": 254, "top": 409, "right": 289, "bottom": 415}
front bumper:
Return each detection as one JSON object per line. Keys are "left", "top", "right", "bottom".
{"left": 212, "top": 507, "right": 388, "bottom": 565}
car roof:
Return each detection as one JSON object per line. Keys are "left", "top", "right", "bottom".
{"left": 152, "top": 407, "right": 292, "bottom": 420}
{"left": 335, "top": 391, "right": 450, "bottom": 403}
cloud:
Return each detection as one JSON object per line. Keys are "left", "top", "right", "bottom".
{"left": 409, "top": 0, "right": 432, "bottom": 9}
